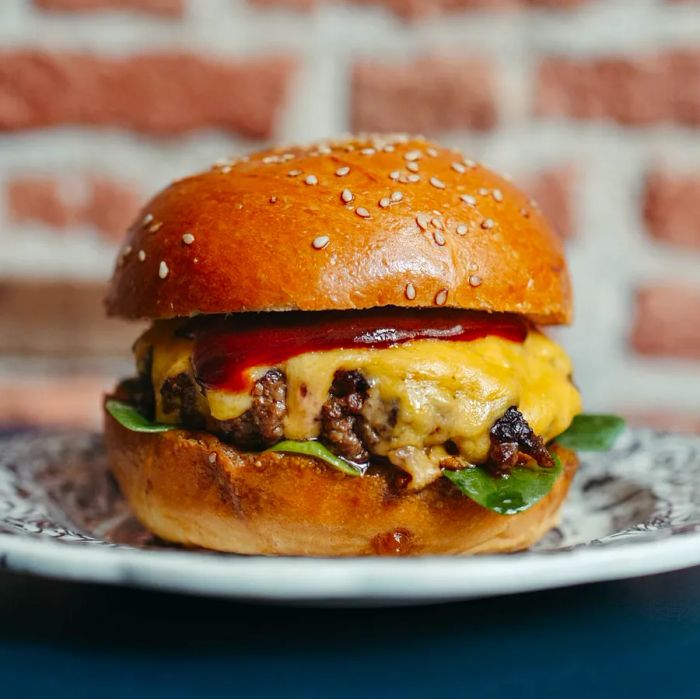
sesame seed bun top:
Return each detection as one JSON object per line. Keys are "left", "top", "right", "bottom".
{"left": 105, "top": 134, "right": 572, "bottom": 324}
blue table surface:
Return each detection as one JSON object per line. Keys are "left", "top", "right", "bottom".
{"left": 1, "top": 564, "right": 700, "bottom": 699}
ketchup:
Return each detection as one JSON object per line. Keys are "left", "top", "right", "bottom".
{"left": 186, "top": 308, "right": 528, "bottom": 392}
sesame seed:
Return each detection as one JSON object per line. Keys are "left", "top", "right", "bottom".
{"left": 451, "top": 162, "right": 466, "bottom": 174}
{"left": 478, "top": 188, "right": 489, "bottom": 196}
{"left": 405, "top": 150, "right": 422, "bottom": 161}
{"left": 312, "top": 235, "right": 330, "bottom": 250}
{"left": 431, "top": 217, "right": 443, "bottom": 229}
{"left": 318, "top": 146, "right": 332, "bottom": 155}
{"left": 221, "top": 166, "right": 232, "bottom": 174}
{"left": 405, "top": 282, "right": 416, "bottom": 300}
{"left": 262, "top": 155, "right": 278, "bottom": 164}
{"left": 469, "top": 275, "right": 483, "bottom": 287}
{"left": 408, "top": 174, "right": 421, "bottom": 183}
{"left": 148, "top": 221, "right": 163, "bottom": 233}
{"left": 361, "top": 147, "right": 376, "bottom": 156}
{"left": 304, "top": 175, "right": 318, "bottom": 186}
{"left": 182, "top": 233, "right": 195, "bottom": 245}
{"left": 138, "top": 249, "right": 146, "bottom": 261}
{"left": 379, "top": 197, "right": 391, "bottom": 208}
{"left": 464, "top": 159, "right": 476, "bottom": 168}
{"left": 520, "top": 207, "right": 530, "bottom": 218}
{"left": 426, "top": 147, "right": 438, "bottom": 157}
{"left": 481, "top": 218, "right": 495, "bottom": 229}
{"left": 335, "top": 166, "right": 350, "bottom": 177}
{"left": 434, "top": 289, "right": 448, "bottom": 306}
{"left": 456, "top": 224, "right": 468, "bottom": 235}
{"left": 406, "top": 162, "right": 419, "bottom": 173}
{"left": 158, "top": 261, "right": 169, "bottom": 279}
{"left": 288, "top": 169, "right": 302, "bottom": 177}
{"left": 383, "top": 145, "right": 395, "bottom": 153}
{"left": 355, "top": 207, "right": 370, "bottom": 219}
{"left": 469, "top": 262, "right": 479, "bottom": 272}
{"left": 270, "top": 196, "right": 278, "bottom": 204}
{"left": 460, "top": 194, "right": 477, "bottom": 206}
{"left": 389, "top": 171, "right": 401, "bottom": 181}
{"left": 142, "top": 213, "right": 153, "bottom": 225}
{"left": 341, "top": 188, "right": 354, "bottom": 203}
{"left": 430, "top": 176, "right": 446, "bottom": 190}
{"left": 433, "top": 230, "right": 446, "bottom": 246}
{"left": 208, "top": 452, "right": 217, "bottom": 464}
{"left": 122, "top": 245, "right": 132, "bottom": 256}
{"left": 391, "top": 191, "right": 403, "bottom": 202}
{"left": 416, "top": 214, "right": 430, "bottom": 230}
{"left": 492, "top": 188, "right": 503, "bottom": 202}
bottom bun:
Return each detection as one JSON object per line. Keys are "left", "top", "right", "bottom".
{"left": 104, "top": 407, "right": 578, "bottom": 556}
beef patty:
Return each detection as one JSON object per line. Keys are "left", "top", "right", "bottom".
{"left": 124, "top": 366, "right": 554, "bottom": 474}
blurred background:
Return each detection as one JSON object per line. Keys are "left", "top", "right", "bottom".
{"left": 0, "top": 0, "right": 698, "bottom": 433}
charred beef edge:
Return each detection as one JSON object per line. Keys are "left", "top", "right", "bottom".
{"left": 320, "top": 370, "right": 377, "bottom": 464}
{"left": 488, "top": 406, "right": 554, "bottom": 473}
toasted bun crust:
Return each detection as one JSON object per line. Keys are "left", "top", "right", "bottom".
{"left": 105, "top": 408, "right": 578, "bottom": 556}
{"left": 106, "top": 135, "right": 571, "bottom": 324}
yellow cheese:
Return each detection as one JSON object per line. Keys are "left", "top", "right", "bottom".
{"left": 281, "top": 333, "right": 580, "bottom": 465}
{"left": 135, "top": 323, "right": 581, "bottom": 486}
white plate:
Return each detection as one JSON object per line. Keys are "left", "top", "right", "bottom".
{"left": 0, "top": 429, "right": 699, "bottom": 605}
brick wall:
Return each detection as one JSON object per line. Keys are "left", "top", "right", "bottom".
{"left": 0, "top": 0, "right": 699, "bottom": 431}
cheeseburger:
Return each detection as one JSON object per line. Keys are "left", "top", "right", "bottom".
{"left": 105, "top": 134, "right": 585, "bottom": 556}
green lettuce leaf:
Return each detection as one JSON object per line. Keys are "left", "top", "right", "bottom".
{"left": 267, "top": 440, "right": 363, "bottom": 476}
{"left": 105, "top": 399, "right": 178, "bottom": 433}
{"left": 443, "top": 452, "right": 563, "bottom": 515}
{"left": 556, "top": 413, "right": 625, "bottom": 451}
{"left": 106, "top": 401, "right": 360, "bottom": 477}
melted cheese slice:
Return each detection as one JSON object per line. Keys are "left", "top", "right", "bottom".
{"left": 136, "top": 322, "right": 581, "bottom": 489}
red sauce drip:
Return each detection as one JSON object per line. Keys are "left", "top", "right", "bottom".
{"left": 187, "top": 308, "right": 528, "bottom": 392}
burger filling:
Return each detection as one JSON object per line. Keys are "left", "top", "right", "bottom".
{"left": 125, "top": 309, "right": 581, "bottom": 490}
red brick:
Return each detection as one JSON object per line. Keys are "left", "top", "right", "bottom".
{"left": 351, "top": 55, "right": 497, "bottom": 134}
{"left": 0, "top": 375, "right": 114, "bottom": 430}
{"left": 536, "top": 51, "right": 700, "bottom": 126}
{"left": 643, "top": 171, "right": 700, "bottom": 250}
{"left": 249, "top": 0, "right": 317, "bottom": 8}
{"left": 0, "top": 51, "right": 295, "bottom": 137}
{"left": 630, "top": 284, "right": 700, "bottom": 361}
{"left": 250, "top": 0, "right": 590, "bottom": 16}
{"left": 8, "top": 175, "right": 141, "bottom": 241}
{"left": 358, "top": 0, "right": 589, "bottom": 18}
{"left": 528, "top": 0, "right": 589, "bottom": 5}
{"left": 521, "top": 166, "right": 576, "bottom": 239}
{"left": 83, "top": 177, "right": 142, "bottom": 241}
{"left": 0, "top": 279, "right": 144, "bottom": 357}
{"left": 624, "top": 411, "right": 700, "bottom": 435}
{"left": 34, "top": 0, "right": 183, "bottom": 15}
